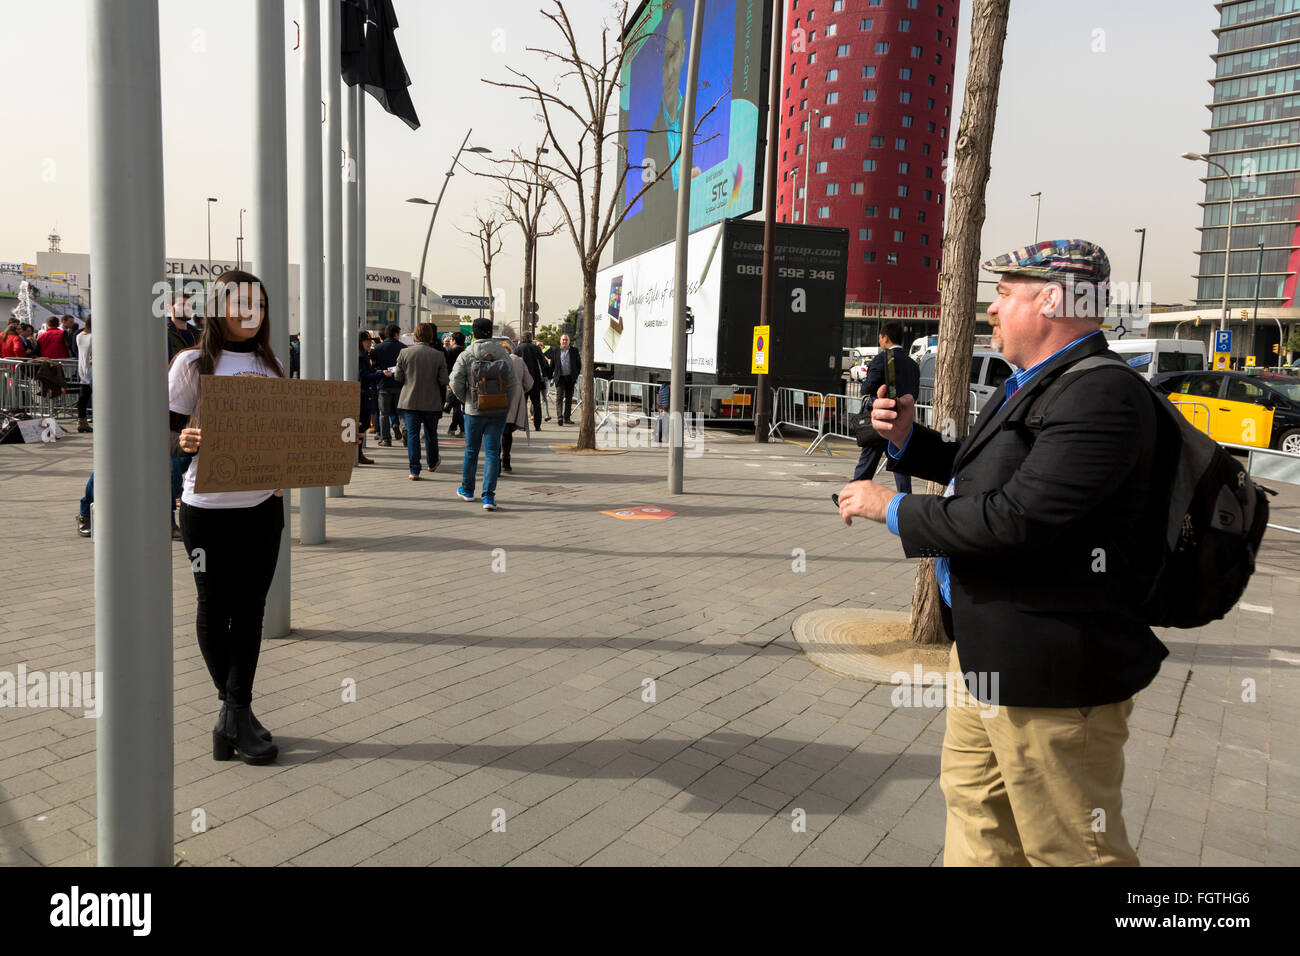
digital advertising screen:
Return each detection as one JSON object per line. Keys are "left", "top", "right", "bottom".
{"left": 614, "top": 0, "right": 770, "bottom": 264}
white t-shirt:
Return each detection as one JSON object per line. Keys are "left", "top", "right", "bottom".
{"left": 76, "top": 331, "right": 91, "bottom": 384}
{"left": 168, "top": 348, "right": 284, "bottom": 509}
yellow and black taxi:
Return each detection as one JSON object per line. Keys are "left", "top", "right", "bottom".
{"left": 1151, "top": 370, "right": 1300, "bottom": 454}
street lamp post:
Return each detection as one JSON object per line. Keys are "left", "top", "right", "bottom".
{"left": 1253, "top": 238, "right": 1264, "bottom": 364}
{"left": 1030, "top": 192, "right": 1041, "bottom": 244}
{"left": 1182, "top": 151, "right": 1235, "bottom": 332}
{"left": 408, "top": 129, "right": 490, "bottom": 328}
{"left": 206, "top": 196, "right": 218, "bottom": 288}
{"left": 237, "top": 207, "right": 247, "bottom": 270}
{"left": 790, "top": 167, "right": 799, "bottom": 222}
{"left": 1134, "top": 227, "right": 1146, "bottom": 316}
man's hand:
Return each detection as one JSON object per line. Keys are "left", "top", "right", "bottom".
{"left": 179, "top": 427, "right": 201, "bottom": 454}
{"left": 870, "top": 383, "right": 915, "bottom": 447}
{"left": 837, "top": 479, "right": 896, "bottom": 527}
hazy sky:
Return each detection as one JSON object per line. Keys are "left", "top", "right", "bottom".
{"left": 0, "top": 0, "right": 1219, "bottom": 315}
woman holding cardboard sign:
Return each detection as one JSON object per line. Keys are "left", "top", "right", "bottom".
{"left": 168, "top": 269, "right": 284, "bottom": 766}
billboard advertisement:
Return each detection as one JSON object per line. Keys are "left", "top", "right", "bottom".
{"left": 596, "top": 222, "right": 725, "bottom": 373}
{"left": 614, "top": 0, "right": 770, "bottom": 264}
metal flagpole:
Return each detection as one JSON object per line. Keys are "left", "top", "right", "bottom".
{"left": 256, "top": 0, "right": 291, "bottom": 638}
{"left": 668, "top": 0, "right": 705, "bottom": 494}
{"left": 87, "top": 0, "right": 173, "bottom": 866}
{"left": 755, "top": 0, "right": 782, "bottom": 442}
{"left": 344, "top": 82, "right": 358, "bottom": 395}
{"left": 299, "top": 0, "right": 325, "bottom": 543}
{"left": 358, "top": 90, "right": 366, "bottom": 338}
{"left": 324, "top": 1, "right": 344, "bottom": 498}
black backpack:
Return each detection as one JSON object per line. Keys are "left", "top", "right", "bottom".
{"left": 1020, "top": 354, "right": 1270, "bottom": 629}
{"left": 470, "top": 352, "right": 510, "bottom": 412}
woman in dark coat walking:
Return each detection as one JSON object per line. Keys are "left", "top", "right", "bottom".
{"left": 357, "top": 330, "right": 386, "bottom": 464}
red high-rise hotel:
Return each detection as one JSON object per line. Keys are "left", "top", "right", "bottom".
{"left": 776, "top": 0, "right": 959, "bottom": 342}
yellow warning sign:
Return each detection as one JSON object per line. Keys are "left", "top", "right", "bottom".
{"left": 752, "top": 325, "right": 770, "bottom": 375}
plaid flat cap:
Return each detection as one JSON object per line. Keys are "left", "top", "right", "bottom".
{"left": 982, "top": 239, "right": 1110, "bottom": 284}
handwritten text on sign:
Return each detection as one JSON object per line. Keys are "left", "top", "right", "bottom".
{"left": 195, "top": 375, "right": 359, "bottom": 493}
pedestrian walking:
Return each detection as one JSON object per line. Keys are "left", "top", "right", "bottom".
{"left": 517, "top": 331, "right": 548, "bottom": 431}
{"left": 838, "top": 239, "right": 1168, "bottom": 866}
{"left": 168, "top": 268, "right": 285, "bottom": 765}
{"left": 75, "top": 318, "right": 92, "bottom": 433}
{"left": 499, "top": 341, "right": 534, "bottom": 473}
{"left": 391, "top": 322, "right": 449, "bottom": 479}
{"left": 369, "top": 324, "right": 406, "bottom": 446}
{"left": 449, "top": 317, "right": 518, "bottom": 510}
{"left": 547, "top": 333, "right": 580, "bottom": 425}
{"left": 356, "top": 330, "right": 385, "bottom": 465}
{"left": 851, "top": 322, "right": 918, "bottom": 492}
{"left": 444, "top": 331, "right": 466, "bottom": 437}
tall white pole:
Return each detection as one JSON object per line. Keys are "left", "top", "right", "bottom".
{"left": 87, "top": 0, "right": 173, "bottom": 865}
{"left": 344, "top": 83, "right": 359, "bottom": 405}
{"left": 324, "top": 2, "right": 344, "bottom": 497}
{"left": 256, "top": 0, "right": 291, "bottom": 637}
{"left": 299, "top": 0, "right": 325, "bottom": 543}
{"left": 668, "top": 0, "right": 705, "bottom": 494}
{"left": 358, "top": 89, "right": 366, "bottom": 334}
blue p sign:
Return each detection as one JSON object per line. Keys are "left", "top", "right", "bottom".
{"left": 1215, "top": 330, "right": 1233, "bottom": 353}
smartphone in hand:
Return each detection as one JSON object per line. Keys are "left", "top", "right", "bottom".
{"left": 831, "top": 493, "right": 840, "bottom": 507}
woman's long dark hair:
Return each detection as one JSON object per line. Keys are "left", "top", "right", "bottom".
{"left": 185, "top": 269, "right": 285, "bottom": 377}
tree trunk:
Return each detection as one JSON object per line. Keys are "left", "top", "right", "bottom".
{"left": 910, "top": 0, "right": 1011, "bottom": 646}
{"left": 522, "top": 232, "right": 535, "bottom": 334}
{"left": 577, "top": 267, "right": 597, "bottom": 448}
{"left": 486, "top": 262, "right": 495, "bottom": 324}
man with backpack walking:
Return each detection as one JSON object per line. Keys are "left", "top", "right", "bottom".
{"left": 836, "top": 239, "right": 1226, "bottom": 866}
{"left": 449, "top": 318, "right": 518, "bottom": 511}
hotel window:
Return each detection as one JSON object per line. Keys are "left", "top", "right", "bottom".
{"left": 795, "top": 143, "right": 804, "bottom": 155}
{"left": 869, "top": 0, "right": 881, "bottom": 6}
{"left": 924, "top": 189, "right": 933, "bottom": 200}
{"left": 921, "top": 233, "right": 930, "bottom": 245}
{"left": 861, "top": 17, "right": 874, "bottom": 29}
{"left": 855, "top": 111, "right": 870, "bottom": 124}
{"left": 832, "top": 136, "right": 847, "bottom": 148}
{"left": 893, "top": 230, "right": 905, "bottom": 241}
{"left": 927, "top": 97, "right": 935, "bottom": 109}
{"left": 900, "top": 91, "right": 912, "bottom": 103}
{"left": 899, "top": 161, "right": 910, "bottom": 173}
{"left": 801, "top": 120, "right": 809, "bottom": 132}
{"left": 895, "top": 137, "right": 907, "bottom": 149}
{"left": 832, "top": 0, "right": 844, "bottom": 9}
{"left": 921, "top": 143, "right": 931, "bottom": 154}
{"left": 809, "top": 30, "right": 817, "bottom": 41}
{"left": 899, "top": 67, "right": 912, "bottom": 79}
{"left": 816, "top": 160, "right": 828, "bottom": 173}
{"left": 863, "top": 159, "right": 877, "bottom": 171}
{"left": 808, "top": 52, "right": 816, "bottom": 63}
{"left": 827, "top": 24, "right": 838, "bottom": 37}
{"left": 800, "top": 98, "right": 808, "bottom": 110}
{"left": 826, "top": 68, "right": 839, "bottom": 81}
{"left": 800, "top": 76, "right": 808, "bottom": 88}
{"left": 875, "top": 41, "right": 889, "bottom": 53}
{"left": 862, "top": 65, "right": 876, "bottom": 77}
{"left": 925, "top": 167, "right": 933, "bottom": 178}
{"left": 908, "top": 0, "right": 919, "bottom": 7}
{"left": 838, "top": 43, "right": 851, "bottom": 56}
{"left": 825, "top": 90, "right": 839, "bottom": 104}
{"left": 929, "top": 74, "right": 936, "bottom": 86}
{"left": 870, "top": 135, "right": 884, "bottom": 147}
{"left": 826, "top": 183, "right": 840, "bottom": 196}
{"left": 911, "top": 45, "right": 923, "bottom": 57}
{"left": 887, "top": 252, "right": 899, "bottom": 264}
{"left": 851, "top": 182, "right": 864, "bottom": 194}
{"left": 864, "top": 251, "right": 877, "bottom": 262}
{"left": 863, "top": 88, "right": 877, "bottom": 101}
{"left": 900, "top": 19, "right": 911, "bottom": 31}
{"left": 865, "top": 205, "right": 879, "bottom": 216}
{"left": 902, "top": 116, "right": 914, "bottom": 127}
{"left": 797, "top": 187, "right": 806, "bottom": 198}
{"left": 818, "top": 114, "right": 832, "bottom": 127}
{"left": 923, "top": 256, "right": 932, "bottom": 267}
{"left": 889, "top": 206, "right": 901, "bottom": 218}
{"left": 858, "top": 228, "right": 870, "bottom": 240}
{"left": 917, "top": 210, "right": 927, "bottom": 222}
{"left": 927, "top": 121, "right": 936, "bottom": 132}
{"left": 937, "top": 192, "right": 944, "bottom": 203}
{"left": 818, "top": 206, "right": 831, "bottom": 219}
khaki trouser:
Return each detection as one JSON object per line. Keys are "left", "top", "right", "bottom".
{"left": 939, "top": 642, "right": 1139, "bottom": 866}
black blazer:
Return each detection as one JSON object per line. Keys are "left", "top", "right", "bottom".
{"left": 862, "top": 345, "right": 919, "bottom": 401}
{"left": 888, "top": 333, "right": 1168, "bottom": 707}
{"left": 547, "top": 345, "right": 581, "bottom": 382}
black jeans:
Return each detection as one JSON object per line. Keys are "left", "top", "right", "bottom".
{"left": 178, "top": 494, "right": 284, "bottom": 706}
{"left": 556, "top": 376, "right": 575, "bottom": 422}
{"left": 503, "top": 422, "right": 519, "bottom": 466}
{"left": 77, "top": 382, "right": 91, "bottom": 419}
{"left": 527, "top": 386, "right": 543, "bottom": 430}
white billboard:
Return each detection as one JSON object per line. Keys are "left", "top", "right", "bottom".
{"left": 595, "top": 222, "right": 723, "bottom": 373}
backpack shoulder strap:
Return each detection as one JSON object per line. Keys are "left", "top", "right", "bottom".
{"left": 1018, "top": 354, "right": 1139, "bottom": 433}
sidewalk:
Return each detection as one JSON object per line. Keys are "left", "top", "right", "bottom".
{"left": 0, "top": 422, "right": 1296, "bottom": 866}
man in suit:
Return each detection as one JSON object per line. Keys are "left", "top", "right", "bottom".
{"left": 837, "top": 239, "right": 1168, "bottom": 867}
{"left": 518, "top": 331, "right": 549, "bottom": 430}
{"left": 851, "top": 321, "right": 919, "bottom": 491}
{"left": 548, "top": 333, "right": 581, "bottom": 425}
{"left": 369, "top": 324, "right": 406, "bottom": 445}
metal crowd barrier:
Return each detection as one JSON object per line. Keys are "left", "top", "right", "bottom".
{"left": 0, "top": 358, "right": 83, "bottom": 420}
{"left": 772, "top": 386, "right": 981, "bottom": 456}
{"left": 593, "top": 379, "right": 765, "bottom": 428}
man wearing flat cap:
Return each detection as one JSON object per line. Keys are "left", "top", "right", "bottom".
{"left": 837, "top": 239, "right": 1168, "bottom": 866}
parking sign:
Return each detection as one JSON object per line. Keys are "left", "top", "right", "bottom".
{"left": 1215, "top": 330, "right": 1232, "bottom": 354}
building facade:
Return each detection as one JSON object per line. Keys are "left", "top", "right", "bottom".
{"left": 776, "top": 0, "right": 959, "bottom": 339}
{"left": 1195, "top": 0, "right": 1300, "bottom": 334}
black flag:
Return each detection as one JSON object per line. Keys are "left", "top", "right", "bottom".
{"left": 340, "top": 0, "right": 420, "bottom": 131}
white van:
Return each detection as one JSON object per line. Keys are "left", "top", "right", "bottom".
{"left": 1106, "top": 338, "right": 1206, "bottom": 381}
{"left": 909, "top": 335, "right": 938, "bottom": 361}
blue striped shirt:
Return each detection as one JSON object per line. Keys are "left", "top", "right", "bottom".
{"left": 884, "top": 330, "right": 1104, "bottom": 606}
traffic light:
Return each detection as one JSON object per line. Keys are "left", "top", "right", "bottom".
{"left": 1273, "top": 343, "right": 1280, "bottom": 354}
{"left": 684, "top": 307, "right": 695, "bottom": 334}
{"left": 1241, "top": 310, "right": 1249, "bottom": 321}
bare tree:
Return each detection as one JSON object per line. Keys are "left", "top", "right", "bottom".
{"left": 910, "top": 0, "right": 1012, "bottom": 645}
{"left": 458, "top": 210, "right": 506, "bottom": 324}
{"left": 483, "top": 0, "right": 719, "bottom": 449}
{"left": 496, "top": 148, "right": 563, "bottom": 337}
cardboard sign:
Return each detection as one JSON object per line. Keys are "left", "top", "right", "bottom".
{"left": 195, "top": 375, "right": 359, "bottom": 493}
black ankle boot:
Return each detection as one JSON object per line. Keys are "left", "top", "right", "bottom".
{"left": 217, "top": 699, "right": 271, "bottom": 741}
{"left": 213, "top": 704, "right": 278, "bottom": 765}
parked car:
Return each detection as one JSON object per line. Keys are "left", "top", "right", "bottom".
{"left": 1106, "top": 338, "right": 1206, "bottom": 381}
{"left": 1151, "top": 369, "right": 1300, "bottom": 454}
{"left": 917, "top": 349, "right": 1014, "bottom": 413}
